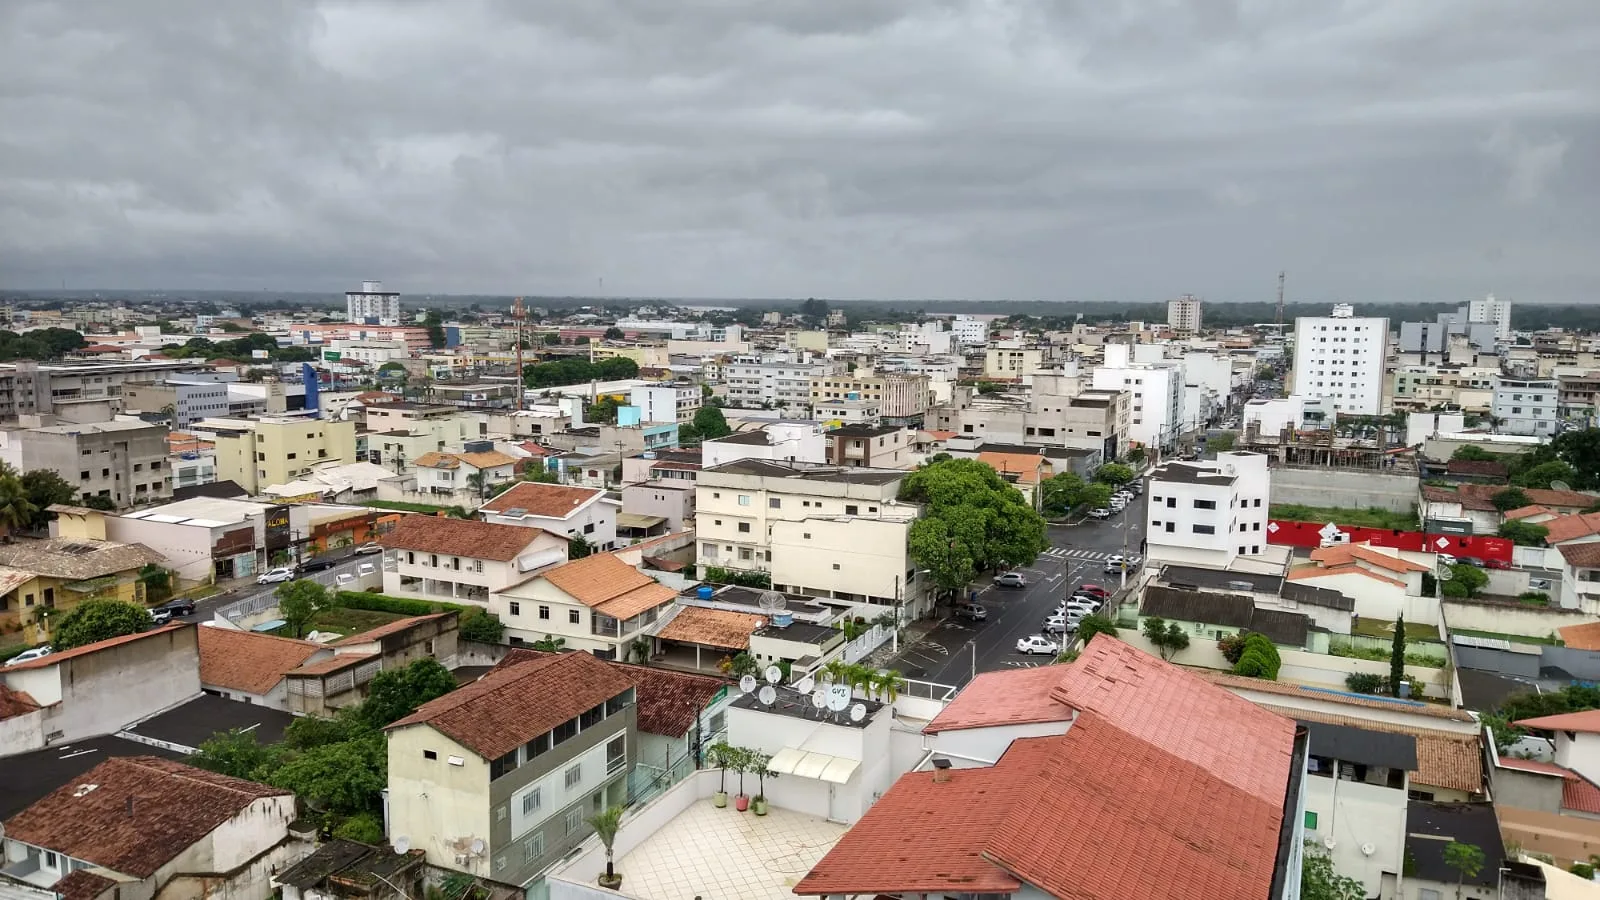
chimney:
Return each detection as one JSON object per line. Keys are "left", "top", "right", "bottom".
{"left": 126, "top": 796, "right": 135, "bottom": 818}
{"left": 931, "top": 757, "right": 953, "bottom": 783}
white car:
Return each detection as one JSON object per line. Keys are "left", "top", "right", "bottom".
{"left": 5, "top": 647, "right": 52, "bottom": 667}
{"left": 257, "top": 567, "right": 296, "bottom": 585}
{"left": 1060, "top": 600, "right": 1099, "bottom": 616}
{"left": 1016, "top": 635, "right": 1060, "bottom": 656}
{"left": 1087, "top": 508, "right": 1112, "bottom": 519}
{"left": 1436, "top": 554, "right": 1457, "bottom": 567}
{"left": 354, "top": 542, "right": 383, "bottom": 556}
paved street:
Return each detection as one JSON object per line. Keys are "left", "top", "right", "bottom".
{"left": 171, "top": 552, "right": 377, "bottom": 626}
{"left": 894, "top": 490, "right": 1149, "bottom": 688}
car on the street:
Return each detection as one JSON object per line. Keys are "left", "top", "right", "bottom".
{"left": 1063, "top": 599, "right": 1099, "bottom": 615}
{"left": 1016, "top": 635, "right": 1060, "bottom": 655}
{"left": 149, "top": 607, "right": 173, "bottom": 625}
{"left": 993, "top": 572, "right": 1027, "bottom": 588}
{"left": 1459, "top": 556, "right": 1486, "bottom": 568}
{"left": 257, "top": 567, "right": 296, "bottom": 585}
{"left": 155, "top": 599, "right": 196, "bottom": 617}
{"left": 354, "top": 542, "right": 383, "bottom": 555}
{"left": 1113, "top": 490, "right": 1134, "bottom": 501}
{"left": 1486, "top": 558, "right": 1510, "bottom": 570}
{"left": 5, "top": 646, "right": 52, "bottom": 667}
{"left": 1436, "top": 553, "right": 1458, "bottom": 567}
{"left": 1077, "top": 584, "right": 1109, "bottom": 599}
{"left": 1042, "top": 618, "right": 1070, "bottom": 635}
{"left": 1088, "top": 508, "right": 1112, "bottom": 519}
{"left": 955, "top": 602, "right": 988, "bottom": 622}
{"left": 300, "top": 558, "right": 336, "bottom": 574}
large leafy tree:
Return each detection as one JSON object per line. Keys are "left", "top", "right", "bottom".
{"left": 1075, "top": 616, "right": 1121, "bottom": 647}
{"left": 1491, "top": 487, "right": 1532, "bottom": 512}
{"left": 901, "top": 458, "right": 1047, "bottom": 596}
{"left": 1441, "top": 563, "right": 1488, "bottom": 598}
{"left": 1512, "top": 460, "right": 1579, "bottom": 489}
{"left": 1094, "top": 463, "right": 1135, "bottom": 485}
{"left": 691, "top": 406, "right": 732, "bottom": 440}
{"left": 1301, "top": 843, "right": 1366, "bottom": 900}
{"left": 360, "top": 658, "right": 457, "bottom": 727}
{"left": 1498, "top": 519, "right": 1549, "bottom": 547}
{"left": 0, "top": 469, "right": 38, "bottom": 536}
{"left": 1141, "top": 616, "right": 1190, "bottom": 661}
{"left": 20, "top": 469, "right": 77, "bottom": 530}
{"left": 51, "top": 598, "right": 151, "bottom": 650}
{"left": 270, "top": 733, "right": 388, "bottom": 817}
{"left": 191, "top": 728, "right": 282, "bottom": 782}
{"left": 276, "top": 579, "right": 339, "bottom": 639}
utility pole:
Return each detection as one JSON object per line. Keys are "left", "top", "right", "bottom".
{"left": 512, "top": 296, "right": 526, "bottom": 412}
{"left": 1275, "top": 271, "right": 1286, "bottom": 327}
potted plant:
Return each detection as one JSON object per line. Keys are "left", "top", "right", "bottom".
{"left": 749, "top": 751, "right": 776, "bottom": 816}
{"left": 707, "top": 741, "right": 733, "bottom": 808}
{"left": 731, "top": 747, "right": 752, "bottom": 812}
{"left": 588, "top": 805, "right": 624, "bottom": 890}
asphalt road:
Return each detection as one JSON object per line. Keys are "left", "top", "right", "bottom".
{"left": 170, "top": 551, "right": 378, "bottom": 625}
{"left": 895, "top": 490, "right": 1149, "bottom": 688}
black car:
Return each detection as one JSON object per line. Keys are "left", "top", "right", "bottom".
{"left": 1459, "top": 556, "right": 1486, "bottom": 568}
{"left": 300, "top": 558, "right": 336, "bottom": 574}
{"left": 155, "top": 599, "right": 196, "bottom": 617}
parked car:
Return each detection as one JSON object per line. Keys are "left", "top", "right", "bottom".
{"left": 149, "top": 607, "right": 173, "bottom": 625}
{"left": 1016, "top": 635, "right": 1060, "bottom": 656}
{"left": 1486, "top": 559, "right": 1510, "bottom": 570}
{"left": 1436, "top": 553, "right": 1457, "bottom": 567}
{"left": 993, "top": 572, "right": 1027, "bottom": 588}
{"left": 155, "top": 599, "right": 196, "bottom": 617}
{"left": 300, "top": 558, "right": 335, "bottom": 574}
{"left": 1042, "top": 618, "right": 1069, "bottom": 635}
{"left": 257, "top": 567, "right": 296, "bottom": 584}
{"left": 955, "top": 602, "right": 988, "bottom": 622}
{"left": 1062, "top": 599, "right": 1099, "bottom": 615}
{"left": 1459, "top": 556, "right": 1486, "bottom": 568}
{"left": 1077, "top": 584, "right": 1109, "bottom": 599}
{"left": 354, "top": 542, "right": 383, "bottom": 555}
{"left": 1088, "top": 508, "right": 1113, "bottom": 519}
{"left": 1108, "top": 497, "right": 1126, "bottom": 509}
{"left": 5, "top": 647, "right": 52, "bottom": 667}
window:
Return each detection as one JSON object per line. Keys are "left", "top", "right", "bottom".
{"left": 497, "top": 805, "right": 507, "bottom": 821}
{"left": 509, "top": 601, "right": 521, "bottom": 616}
{"left": 1193, "top": 499, "right": 1216, "bottom": 510}
{"left": 522, "top": 788, "right": 542, "bottom": 815}
{"left": 539, "top": 605, "right": 550, "bottom": 619}
{"left": 569, "top": 609, "right": 581, "bottom": 624}
{"left": 738, "top": 495, "right": 751, "bottom": 506}
{"left": 845, "top": 505, "right": 859, "bottom": 515}
{"left": 581, "top": 704, "right": 605, "bottom": 728}
{"left": 525, "top": 732, "right": 551, "bottom": 759}
{"left": 564, "top": 808, "right": 583, "bottom": 835}
{"left": 607, "top": 734, "right": 626, "bottom": 773}
{"left": 832, "top": 563, "right": 841, "bottom": 570}
{"left": 424, "top": 750, "right": 437, "bottom": 760}
{"left": 1419, "top": 890, "right": 1441, "bottom": 900}
{"left": 1193, "top": 524, "right": 1215, "bottom": 535}
{"left": 769, "top": 497, "right": 781, "bottom": 508}
{"left": 738, "top": 522, "right": 750, "bottom": 533}
{"left": 738, "top": 547, "right": 753, "bottom": 561}
{"left": 523, "top": 833, "right": 544, "bottom": 862}
{"left": 553, "top": 718, "right": 578, "bottom": 744}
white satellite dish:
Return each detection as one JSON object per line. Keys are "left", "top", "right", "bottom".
{"left": 810, "top": 689, "right": 827, "bottom": 709}
{"left": 470, "top": 838, "right": 486, "bottom": 855}
{"left": 738, "top": 674, "right": 758, "bottom": 694}
{"left": 1553, "top": 480, "right": 1572, "bottom": 493}
{"left": 764, "top": 665, "right": 783, "bottom": 684}
{"left": 1437, "top": 565, "right": 1453, "bottom": 581}
{"left": 796, "top": 675, "right": 815, "bottom": 693}
{"left": 758, "top": 685, "right": 777, "bottom": 706}
{"left": 1360, "top": 843, "right": 1375, "bottom": 857}
{"left": 393, "top": 835, "right": 411, "bottom": 854}
{"left": 849, "top": 703, "right": 866, "bottom": 723}
{"left": 757, "top": 590, "right": 788, "bottom": 614}
{"left": 826, "top": 684, "right": 851, "bottom": 712}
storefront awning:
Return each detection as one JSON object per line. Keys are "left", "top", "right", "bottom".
{"left": 768, "top": 747, "right": 860, "bottom": 784}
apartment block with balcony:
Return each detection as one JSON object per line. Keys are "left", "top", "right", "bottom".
{"left": 1557, "top": 368, "right": 1600, "bottom": 424}
{"left": 378, "top": 514, "right": 568, "bottom": 606}
{"left": 1493, "top": 376, "right": 1561, "bottom": 436}
{"left": 825, "top": 424, "right": 912, "bottom": 469}
{"left": 386, "top": 651, "right": 637, "bottom": 887}
{"left": 199, "top": 415, "right": 357, "bottom": 494}
{"left": 0, "top": 417, "right": 171, "bottom": 509}
{"left": 0, "top": 358, "right": 208, "bottom": 418}
{"left": 629, "top": 383, "right": 701, "bottom": 424}
{"left": 1146, "top": 451, "right": 1271, "bottom": 569}
{"left": 808, "top": 369, "right": 931, "bottom": 426}
{"left": 1388, "top": 365, "right": 1497, "bottom": 413}
{"left": 723, "top": 353, "right": 833, "bottom": 411}
{"left": 490, "top": 552, "right": 678, "bottom": 657}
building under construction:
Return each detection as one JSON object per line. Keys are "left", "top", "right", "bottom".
{"left": 1237, "top": 420, "right": 1418, "bottom": 474}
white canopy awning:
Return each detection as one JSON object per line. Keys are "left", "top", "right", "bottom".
{"left": 768, "top": 747, "right": 861, "bottom": 784}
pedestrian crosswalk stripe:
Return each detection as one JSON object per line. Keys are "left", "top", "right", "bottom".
{"left": 1043, "top": 547, "right": 1115, "bottom": 561}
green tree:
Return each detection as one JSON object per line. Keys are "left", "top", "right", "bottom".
{"left": 20, "top": 469, "right": 78, "bottom": 530}
{"left": 589, "top": 805, "right": 625, "bottom": 887}
{"left": 1039, "top": 472, "right": 1088, "bottom": 518}
{"left": 1205, "top": 432, "right": 1237, "bottom": 453}
{"left": 691, "top": 406, "right": 732, "bottom": 440}
{"left": 797, "top": 298, "right": 829, "bottom": 324}
{"left": 1301, "top": 842, "right": 1367, "bottom": 900}
{"left": 377, "top": 361, "right": 407, "bottom": 380}
{"left": 51, "top": 598, "right": 151, "bottom": 650}
{"left": 1491, "top": 487, "right": 1532, "bottom": 512}
{"left": 283, "top": 711, "right": 367, "bottom": 751}
{"left": 1498, "top": 519, "right": 1550, "bottom": 547}
{"left": 1141, "top": 616, "right": 1190, "bottom": 661}
{"left": 458, "top": 610, "right": 505, "bottom": 643}
{"left": 1390, "top": 614, "right": 1407, "bottom": 696}
{"left": 332, "top": 812, "right": 386, "bottom": 843}
{"left": 424, "top": 309, "right": 446, "bottom": 349}
{"left": 587, "top": 395, "right": 624, "bottom": 425}
{"left": 1550, "top": 429, "right": 1600, "bottom": 490}
{"left": 975, "top": 381, "right": 1005, "bottom": 395}
{"left": 1233, "top": 633, "right": 1282, "bottom": 679}
{"left": 569, "top": 535, "right": 594, "bottom": 559}
{"left": 137, "top": 563, "right": 172, "bottom": 602}
{"left": 603, "top": 326, "right": 625, "bottom": 340}
{"left": 276, "top": 579, "right": 339, "bottom": 639}
{"left": 191, "top": 728, "right": 280, "bottom": 781}
{"left": 1443, "top": 563, "right": 1488, "bottom": 598}
{"left": 1094, "top": 463, "right": 1135, "bottom": 485}
{"left": 1075, "top": 615, "right": 1121, "bottom": 647}
{"left": 361, "top": 658, "right": 457, "bottom": 727}
{"left": 0, "top": 471, "right": 39, "bottom": 536}
{"left": 1442, "top": 841, "right": 1485, "bottom": 899}
{"left": 531, "top": 634, "right": 566, "bottom": 651}
{"left": 270, "top": 733, "right": 388, "bottom": 817}
{"left": 902, "top": 458, "right": 1047, "bottom": 597}
{"left": 1512, "top": 460, "right": 1578, "bottom": 489}
{"left": 80, "top": 494, "right": 117, "bottom": 511}
{"left": 1452, "top": 445, "right": 1496, "bottom": 462}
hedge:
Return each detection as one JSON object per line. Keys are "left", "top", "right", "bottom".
{"left": 336, "top": 590, "right": 468, "bottom": 617}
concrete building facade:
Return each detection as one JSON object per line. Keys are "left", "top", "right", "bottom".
{"left": 1292, "top": 304, "right": 1389, "bottom": 416}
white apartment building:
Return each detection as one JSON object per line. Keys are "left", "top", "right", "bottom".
{"left": 1493, "top": 376, "right": 1560, "bottom": 436}
{"left": 1091, "top": 344, "right": 1183, "bottom": 451}
{"left": 814, "top": 398, "right": 880, "bottom": 426}
{"left": 1468, "top": 293, "right": 1513, "bottom": 341}
{"left": 694, "top": 459, "right": 931, "bottom": 616}
{"left": 478, "top": 481, "right": 621, "bottom": 551}
{"left": 1291, "top": 304, "right": 1389, "bottom": 416}
{"left": 629, "top": 383, "right": 701, "bottom": 425}
{"left": 346, "top": 279, "right": 402, "bottom": 326}
{"left": 809, "top": 369, "right": 930, "bottom": 425}
{"left": 378, "top": 514, "right": 568, "bottom": 606}
{"left": 723, "top": 353, "right": 832, "bottom": 411}
{"left": 1167, "top": 294, "right": 1203, "bottom": 336}
{"left": 950, "top": 315, "right": 990, "bottom": 346}
{"left": 1145, "top": 451, "right": 1271, "bottom": 569}
{"left": 0, "top": 417, "right": 172, "bottom": 508}
{"left": 701, "top": 422, "right": 827, "bottom": 468}
{"left": 982, "top": 343, "right": 1048, "bottom": 380}
{"left": 1243, "top": 396, "right": 1308, "bottom": 436}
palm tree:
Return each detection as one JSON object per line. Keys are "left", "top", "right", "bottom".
{"left": 531, "top": 634, "right": 566, "bottom": 651}
{"left": 0, "top": 475, "right": 38, "bottom": 537}
{"left": 465, "top": 471, "right": 487, "bottom": 500}
{"left": 588, "top": 805, "right": 625, "bottom": 888}
{"left": 870, "top": 669, "right": 906, "bottom": 702}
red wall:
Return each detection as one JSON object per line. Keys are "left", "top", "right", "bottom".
{"left": 1266, "top": 519, "right": 1514, "bottom": 563}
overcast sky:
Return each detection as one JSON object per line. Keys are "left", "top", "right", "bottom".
{"left": 2, "top": 1, "right": 1597, "bottom": 303}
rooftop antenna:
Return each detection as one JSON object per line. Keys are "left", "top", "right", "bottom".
{"left": 1275, "top": 271, "right": 1286, "bottom": 327}
{"left": 810, "top": 688, "right": 827, "bottom": 719}
{"left": 738, "top": 674, "right": 758, "bottom": 695}
{"left": 512, "top": 296, "right": 526, "bottom": 411}
{"left": 758, "top": 590, "right": 791, "bottom": 628}
{"left": 764, "top": 664, "right": 783, "bottom": 685}
{"left": 758, "top": 684, "right": 777, "bottom": 706}
{"left": 849, "top": 703, "right": 866, "bottom": 723}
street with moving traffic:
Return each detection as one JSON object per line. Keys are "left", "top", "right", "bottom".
{"left": 890, "top": 488, "right": 1149, "bottom": 687}
{"left": 166, "top": 549, "right": 379, "bottom": 626}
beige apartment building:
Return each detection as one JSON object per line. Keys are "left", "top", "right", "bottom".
{"left": 200, "top": 415, "right": 358, "bottom": 494}
{"left": 1387, "top": 365, "right": 1498, "bottom": 414}
{"left": 809, "top": 368, "right": 930, "bottom": 426}
{"left": 0, "top": 417, "right": 171, "bottom": 508}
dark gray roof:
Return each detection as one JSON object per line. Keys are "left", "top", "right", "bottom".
{"left": 172, "top": 480, "right": 248, "bottom": 501}
{"left": 1159, "top": 565, "right": 1283, "bottom": 595}
{"left": 1300, "top": 720, "right": 1418, "bottom": 770}
{"left": 1139, "top": 585, "right": 1309, "bottom": 647}
{"left": 711, "top": 430, "right": 773, "bottom": 446}
{"left": 0, "top": 735, "right": 182, "bottom": 819}
{"left": 1150, "top": 462, "right": 1235, "bottom": 486}
{"left": 829, "top": 424, "right": 903, "bottom": 438}
{"left": 1281, "top": 583, "right": 1356, "bottom": 611}
{"left": 753, "top": 621, "right": 838, "bottom": 646}
{"left": 970, "top": 442, "right": 1095, "bottom": 460}
{"left": 123, "top": 693, "right": 295, "bottom": 751}
{"left": 704, "top": 458, "right": 904, "bottom": 484}
{"left": 1404, "top": 802, "right": 1504, "bottom": 889}
{"left": 1250, "top": 608, "right": 1311, "bottom": 647}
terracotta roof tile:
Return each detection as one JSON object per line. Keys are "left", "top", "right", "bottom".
{"left": 925, "top": 666, "right": 1074, "bottom": 733}
{"left": 478, "top": 482, "right": 605, "bottom": 519}
{"left": 333, "top": 612, "right": 454, "bottom": 646}
{"left": 1545, "top": 513, "right": 1600, "bottom": 544}
{"left": 379, "top": 514, "right": 548, "bottom": 561}
{"left": 975, "top": 451, "right": 1052, "bottom": 485}
{"left": 2, "top": 624, "right": 185, "bottom": 672}
{"left": 287, "top": 653, "right": 375, "bottom": 676}
{"left": 1422, "top": 485, "right": 1498, "bottom": 512}
{"left": 412, "top": 451, "right": 458, "bottom": 469}
{"left": 1560, "top": 543, "right": 1600, "bottom": 568}
{"left": 626, "top": 666, "right": 727, "bottom": 737}
{"left": 50, "top": 869, "right": 117, "bottom": 900}
{"left": 1309, "top": 544, "right": 1428, "bottom": 573}
{"left": 541, "top": 552, "right": 673, "bottom": 613}
{"left": 595, "top": 582, "right": 679, "bottom": 619}
{"left": 388, "top": 651, "right": 635, "bottom": 759}
{"left": 1504, "top": 505, "right": 1555, "bottom": 521}
{"left": 1498, "top": 757, "right": 1570, "bottom": 777}
{"left": 0, "top": 684, "right": 40, "bottom": 720}
{"left": 1263, "top": 705, "right": 1482, "bottom": 794}
{"left": 457, "top": 450, "right": 517, "bottom": 469}
{"left": 1559, "top": 622, "right": 1600, "bottom": 651}
{"left": 1447, "top": 459, "right": 1509, "bottom": 478}
{"left": 1198, "top": 669, "right": 1477, "bottom": 721}
{"left": 1287, "top": 563, "right": 1407, "bottom": 588}
{"left": 2, "top": 757, "right": 289, "bottom": 879}
{"left": 1516, "top": 709, "right": 1600, "bottom": 733}
{"left": 1455, "top": 483, "right": 1600, "bottom": 510}
{"left": 656, "top": 606, "right": 764, "bottom": 650}
{"left": 197, "top": 628, "right": 326, "bottom": 695}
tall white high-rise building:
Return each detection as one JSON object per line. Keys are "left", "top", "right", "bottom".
{"left": 1467, "top": 293, "right": 1513, "bottom": 341}
{"left": 1166, "top": 294, "right": 1203, "bottom": 335}
{"left": 346, "top": 280, "right": 402, "bottom": 326}
{"left": 1291, "top": 304, "right": 1388, "bottom": 416}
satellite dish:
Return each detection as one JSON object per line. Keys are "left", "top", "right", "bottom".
{"left": 393, "top": 835, "right": 411, "bottom": 853}
{"left": 764, "top": 665, "right": 783, "bottom": 684}
{"left": 1322, "top": 836, "right": 1337, "bottom": 850}
{"left": 738, "top": 674, "right": 758, "bottom": 694}
{"left": 1360, "top": 843, "right": 1375, "bottom": 857}
{"left": 795, "top": 675, "right": 815, "bottom": 694}
{"left": 1437, "top": 565, "right": 1453, "bottom": 581}
{"left": 470, "top": 838, "right": 486, "bottom": 855}
{"left": 758, "top": 685, "right": 777, "bottom": 706}
{"left": 1552, "top": 480, "right": 1572, "bottom": 493}
{"left": 826, "top": 684, "right": 851, "bottom": 712}
{"left": 811, "top": 689, "right": 827, "bottom": 709}
{"left": 849, "top": 703, "right": 866, "bottom": 723}
{"left": 757, "top": 590, "right": 788, "bottom": 614}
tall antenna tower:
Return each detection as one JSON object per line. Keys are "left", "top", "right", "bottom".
{"left": 512, "top": 296, "right": 526, "bottom": 411}
{"left": 1275, "top": 271, "right": 1286, "bottom": 326}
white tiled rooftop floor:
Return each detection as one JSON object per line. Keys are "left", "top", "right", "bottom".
{"left": 617, "top": 800, "right": 846, "bottom": 900}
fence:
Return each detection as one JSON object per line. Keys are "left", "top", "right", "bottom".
{"left": 626, "top": 745, "right": 705, "bottom": 809}
{"left": 1328, "top": 633, "right": 1448, "bottom": 663}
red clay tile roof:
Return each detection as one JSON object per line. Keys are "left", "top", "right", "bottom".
{"left": 1267, "top": 705, "right": 1482, "bottom": 794}
{"left": 1287, "top": 563, "right": 1407, "bottom": 588}
{"left": 197, "top": 628, "right": 327, "bottom": 695}
{"left": 799, "top": 639, "right": 1298, "bottom": 899}
{"left": 478, "top": 481, "right": 604, "bottom": 519}
{"left": 925, "top": 666, "right": 1074, "bottom": 733}
{"left": 51, "top": 869, "right": 117, "bottom": 900}
{"left": 333, "top": 612, "right": 454, "bottom": 647}
{"left": 1504, "top": 505, "right": 1554, "bottom": 521}
{"left": 626, "top": 666, "right": 727, "bottom": 737}
{"left": 1517, "top": 709, "right": 1600, "bottom": 733}
{"left": 1, "top": 624, "right": 185, "bottom": 672}
{"left": 0, "top": 684, "right": 41, "bottom": 720}
{"left": 656, "top": 606, "right": 764, "bottom": 650}
{"left": 388, "top": 651, "right": 635, "bottom": 759}
{"left": 1545, "top": 513, "right": 1600, "bottom": 544}
{"left": 596, "top": 582, "right": 679, "bottom": 620}
{"left": 1422, "top": 485, "right": 1498, "bottom": 512}
{"left": 1498, "top": 757, "right": 1569, "bottom": 777}
{"left": 1311, "top": 545, "right": 1429, "bottom": 573}
{"left": 1558, "top": 622, "right": 1600, "bottom": 651}
{"left": 540, "top": 552, "right": 675, "bottom": 616}
{"left": 379, "top": 514, "right": 549, "bottom": 561}
{"left": 1560, "top": 543, "right": 1600, "bottom": 568}
{"left": 1447, "top": 459, "right": 1509, "bottom": 478}
{"left": 2, "top": 757, "right": 289, "bottom": 879}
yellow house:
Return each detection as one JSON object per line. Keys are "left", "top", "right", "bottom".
{"left": 0, "top": 528, "right": 167, "bottom": 645}
{"left": 200, "top": 415, "right": 359, "bottom": 493}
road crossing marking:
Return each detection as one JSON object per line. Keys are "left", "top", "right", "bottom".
{"left": 1044, "top": 547, "right": 1114, "bottom": 561}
